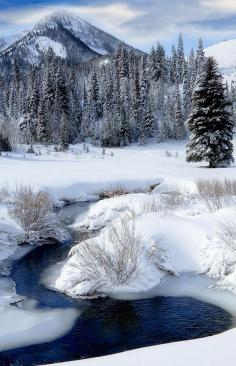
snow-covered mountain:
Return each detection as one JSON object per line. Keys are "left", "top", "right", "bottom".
{"left": 0, "top": 31, "right": 29, "bottom": 53}
{"left": 205, "top": 39, "right": 236, "bottom": 83}
{"left": 0, "top": 10, "right": 142, "bottom": 67}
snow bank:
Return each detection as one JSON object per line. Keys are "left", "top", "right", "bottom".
{"left": 73, "top": 193, "right": 153, "bottom": 231}
{"left": 55, "top": 211, "right": 207, "bottom": 297}
{"left": 55, "top": 196, "right": 236, "bottom": 297}
{"left": 0, "top": 204, "right": 23, "bottom": 268}
{"left": 55, "top": 217, "right": 165, "bottom": 296}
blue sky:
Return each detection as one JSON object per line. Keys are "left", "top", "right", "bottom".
{"left": 1, "top": 0, "right": 236, "bottom": 53}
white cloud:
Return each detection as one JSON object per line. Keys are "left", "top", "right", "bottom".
{"left": 0, "top": 3, "right": 145, "bottom": 27}
{"left": 200, "top": 0, "right": 236, "bottom": 12}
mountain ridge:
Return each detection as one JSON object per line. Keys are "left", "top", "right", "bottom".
{"left": 0, "top": 10, "right": 143, "bottom": 67}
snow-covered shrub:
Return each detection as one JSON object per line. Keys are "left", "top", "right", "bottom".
{"left": 196, "top": 179, "right": 236, "bottom": 212}
{"left": 142, "top": 191, "right": 184, "bottom": 217}
{"left": 161, "top": 191, "right": 184, "bottom": 210}
{"left": 70, "top": 220, "right": 143, "bottom": 294}
{"left": 0, "top": 186, "right": 9, "bottom": 203}
{"left": 56, "top": 218, "right": 165, "bottom": 297}
{"left": 164, "top": 151, "right": 179, "bottom": 158}
{"left": 99, "top": 185, "right": 127, "bottom": 199}
{"left": 217, "top": 219, "right": 236, "bottom": 251}
{"left": 142, "top": 196, "right": 164, "bottom": 215}
{"left": 9, "top": 185, "right": 65, "bottom": 244}
{"left": 165, "top": 150, "right": 173, "bottom": 157}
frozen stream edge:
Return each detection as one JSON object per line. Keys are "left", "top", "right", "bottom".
{"left": 0, "top": 276, "right": 79, "bottom": 352}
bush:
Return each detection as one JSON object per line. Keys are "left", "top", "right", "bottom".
{"left": 68, "top": 219, "right": 145, "bottom": 295}
{"left": 99, "top": 185, "right": 127, "bottom": 199}
{"left": 196, "top": 179, "right": 236, "bottom": 212}
{"left": 9, "top": 185, "right": 64, "bottom": 244}
{"left": 142, "top": 190, "right": 184, "bottom": 217}
{"left": 57, "top": 216, "right": 175, "bottom": 296}
{"left": 217, "top": 219, "right": 236, "bottom": 251}
{"left": 165, "top": 150, "right": 173, "bottom": 157}
{"left": 0, "top": 186, "right": 9, "bottom": 203}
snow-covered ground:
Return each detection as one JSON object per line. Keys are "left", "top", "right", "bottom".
{"left": 1, "top": 140, "right": 236, "bottom": 364}
{"left": 1, "top": 141, "right": 236, "bottom": 203}
{"left": 0, "top": 204, "right": 24, "bottom": 271}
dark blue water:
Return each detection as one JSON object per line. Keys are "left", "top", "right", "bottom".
{"left": 0, "top": 204, "right": 233, "bottom": 366}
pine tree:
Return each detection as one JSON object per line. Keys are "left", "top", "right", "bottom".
{"left": 187, "top": 57, "right": 234, "bottom": 168}
{"left": 0, "top": 75, "right": 6, "bottom": 117}
{"left": 28, "top": 75, "right": 39, "bottom": 141}
{"left": 170, "top": 45, "right": 177, "bottom": 84}
{"left": 196, "top": 38, "right": 205, "bottom": 75}
{"left": 60, "top": 113, "right": 69, "bottom": 151}
{"left": 176, "top": 34, "right": 185, "bottom": 84}
{"left": 174, "top": 84, "right": 185, "bottom": 139}
{"left": 37, "top": 98, "right": 48, "bottom": 144}
{"left": 0, "top": 132, "right": 11, "bottom": 152}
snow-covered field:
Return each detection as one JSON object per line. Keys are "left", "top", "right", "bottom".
{"left": 1, "top": 140, "right": 236, "bottom": 202}
{"left": 1, "top": 140, "right": 236, "bottom": 365}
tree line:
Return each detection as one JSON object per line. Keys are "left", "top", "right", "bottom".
{"left": 0, "top": 35, "right": 234, "bottom": 167}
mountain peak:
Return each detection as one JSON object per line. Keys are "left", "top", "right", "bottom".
{"left": 36, "top": 9, "right": 86, "bottom": 29}
{"left": 0, "top": 10, "right": 143, "bottom": 68}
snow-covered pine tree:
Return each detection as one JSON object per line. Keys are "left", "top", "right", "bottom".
{"left": 0, "top": 132, "right": 11, "bottom": 152}
{"left": 27, "top": 74, "right": 39, "bottom": 141}
{"left": 80, "top": 83, "right": 90, "bottom": 142}
{"left": 54, "top": 65, "right": 70, "bottom": 147}
{"left": 130, "top": 67, "right": 140, "bottom": 140}
{"left": 159, "top": 98, "right": 172, "bottom": 141}
{"left": 170, "top": 45, "right": 177, "bottom": 84}
{"left": 0, "top": 75, "right": 6, "bottom": 117}
{"left": 60, "top": 112, "right": 70, "bottom": 151}
{"left": 186, "top": 57, "right": 234, "bottom": 168}
{"left": 196, "top": 38, "right": 205, "bottom": 75}
{"left": 183, "top": 62, "right": 192, "bottom": 120}
{"left": 230, "top": 81, "right": 236, "bottom": 126}
{"left": 174, "top": 84, "right": 186, "bottom": 139}
{"left": 176, "top": 34, "right": 185, "bottom": 84}
{"left": 37, "top": 98, "right": 48, "bottom": 144}
{"left": 139, "top": 68, "right": 154, "bottom": 144}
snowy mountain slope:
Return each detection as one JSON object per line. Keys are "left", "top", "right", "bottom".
{"left": 0, "top": 31, "right": 28, "bottom": 53}
{"left": 0, "top": 10, "right": 142, "bottom": 67}
{"left": 205, "top": 39, "right": 236, "bottom": 83}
